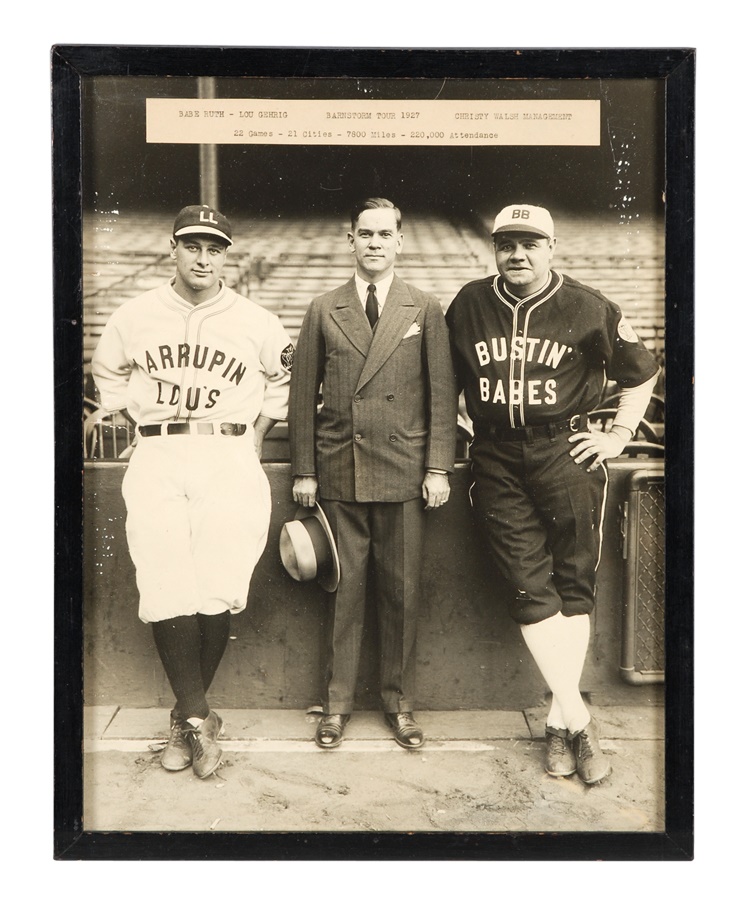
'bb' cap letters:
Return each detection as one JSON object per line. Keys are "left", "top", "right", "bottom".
{"left": 173, "top": 205, "right": 233, "bottom": 246}
{"left": 492, "top": 205, "right": 554, "bottom": 241}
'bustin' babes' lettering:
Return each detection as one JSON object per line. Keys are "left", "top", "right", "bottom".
{"left": 475, "top": 337, "right": 570, "bottom": 370}
{"left": 144, "top": 343, "right": 247, "bottom": 384}
{"left": 479, "top": 378, "right": 557, "bottom": 405}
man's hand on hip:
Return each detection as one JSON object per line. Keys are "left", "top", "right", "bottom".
{"left": 293, "top": 476, "right": 319, "bottom": 507}
{"left": 568, "top": 428, "right": 629, "bottom": 472}
{"left": 422, "top": 471, "right": 450, "bottom": 510}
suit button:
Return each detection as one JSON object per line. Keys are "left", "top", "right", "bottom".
{"left": 354, "top": 395, "right": 362, "bottom": 403}
{"left": 389, "top": 434, "right": 397, "bottom": 442}
{"left": 354, "top": 433, "right": 362, "bottom": 442}
{"left": 386, "top": 394, "right": 394, "bottom": 401}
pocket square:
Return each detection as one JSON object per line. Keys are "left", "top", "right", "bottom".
{"left": 403, "top": 322, "right": 421, "bottom": 339}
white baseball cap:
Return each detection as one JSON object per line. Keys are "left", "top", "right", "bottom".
{"left": 492, "top": 205, "right": 555, "bottom": 240}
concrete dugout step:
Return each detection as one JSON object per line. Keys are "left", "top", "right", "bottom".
{"left": 523, "top": 705, "right": 665, "bottom": 741}
{"left": 86, "top": 707, "right": 531, "bottom": 744}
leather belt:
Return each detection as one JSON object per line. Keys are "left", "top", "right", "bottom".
{"left": 473, "top": 414, "right": 588, "bottom": 443}
{"left": 139, "top": 422, "right": 247, "bottom": 437}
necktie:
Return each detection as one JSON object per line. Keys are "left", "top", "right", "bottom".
{"left": 365, "top": 283, "right": 379, "bottom": 329}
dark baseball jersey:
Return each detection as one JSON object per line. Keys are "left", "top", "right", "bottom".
{"left": 445, "top": 270, "right": 659, "bottom": 429}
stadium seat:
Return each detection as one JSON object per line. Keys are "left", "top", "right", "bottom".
{"left": 82, "top": 211, "right": 666, "bottom": 461}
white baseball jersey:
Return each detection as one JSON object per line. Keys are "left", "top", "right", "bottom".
{"left": 92, "top": 280, "right": 293, "bottom": 429}
{"left": 91, "top": 279, "right": 294, "bottom": 624}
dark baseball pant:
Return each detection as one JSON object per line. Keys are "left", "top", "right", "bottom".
{"left": 470, "top": 432, "right": 608, "bottom": 625}
{"left": 320, "top": 498, "right": 425, "bottom": 715}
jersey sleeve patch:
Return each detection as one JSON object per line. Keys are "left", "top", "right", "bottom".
{"left": 281, "top": 343, "right": 295, "bottom": 372}
{"left": 617, "top": 317, "right": 639, "bottom": 343}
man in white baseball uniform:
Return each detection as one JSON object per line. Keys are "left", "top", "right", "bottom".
{"left": 92, "top": 205, "right": 294, "bottom": 778}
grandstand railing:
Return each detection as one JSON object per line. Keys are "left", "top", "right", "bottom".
{"left": 82, "top": 211, "right": 665, "bottom": 460}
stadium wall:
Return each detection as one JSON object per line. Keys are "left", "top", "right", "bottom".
{"left": 84, "top": 459, "right": 663, "bottom": 712}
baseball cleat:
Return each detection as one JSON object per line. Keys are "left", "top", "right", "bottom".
{"left": 571, "top": 718, "right": 612, "bottom": 785}
{"left": 161, "top": 715, "right": 193, "bottom": 772}
{"left": 184, "top": 710, "right": 224, "bottom": 778}
{"left": 544, "top": 725, "right": 577, "bottom": 777}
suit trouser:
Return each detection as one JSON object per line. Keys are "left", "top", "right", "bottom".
{"left": 320, "top": 498, "right": 425, "bottom": 715}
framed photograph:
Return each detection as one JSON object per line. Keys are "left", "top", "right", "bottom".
{"left": 53, "top": 46, "right": 693, "bottom": 860}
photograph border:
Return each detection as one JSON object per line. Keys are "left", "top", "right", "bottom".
{"left": 53, "top": 45, "right": 694, "bottom": 861}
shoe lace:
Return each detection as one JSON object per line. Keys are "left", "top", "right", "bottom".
{"left": 183, "top": 724, "right": 206, "bottom": 760}
{"left": 169, "top": 722, "right": 188, "bottom": 744}
{"left": 575, "top": 730, "right": 595, "bottom": 760}
{"left": 547, "top": 733, "right": 570, "bottom": 756}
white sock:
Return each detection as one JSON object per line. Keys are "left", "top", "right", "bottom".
{"left": 521, "top": 612, "right": 591, "bottom": 734}
{"left": 546, "top": 696, "right": 567, "bottom": 731}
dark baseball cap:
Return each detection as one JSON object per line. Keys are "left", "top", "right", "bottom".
{"left": 173, "top": 205, "right": 233, "bottom": 246}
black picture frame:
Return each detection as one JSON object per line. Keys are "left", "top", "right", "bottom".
{"left": 53, "top": 45, "right": 694, "bottom": 861}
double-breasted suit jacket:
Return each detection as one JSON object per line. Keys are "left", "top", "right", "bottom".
{"left": 289, "top": 273, "right": 457, "bottom": 714}
{"left": 289, "top": 274, "right": 457, "bottom": 500}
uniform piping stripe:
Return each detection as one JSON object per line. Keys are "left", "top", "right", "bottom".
{"left": 491, "top": 277, "right": 524, "bottom": 428}
{"left": 492, "top": 273, "right": 563, "bottom": 428}
{"left": 164, "top": 282, "right": 230, "bottom": 420}
{"left": 594, "top": 461, "right": 609, "bottom": 571}
{"left": 517, "top": 276, "right": 562, "bottom": 426}
{"left": 182, "top": 291, "right": 239, "bottom": 421}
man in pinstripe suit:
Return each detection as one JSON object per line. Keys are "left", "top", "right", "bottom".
{"left": 289, "top": 198, "right": 458, "bottom": 750}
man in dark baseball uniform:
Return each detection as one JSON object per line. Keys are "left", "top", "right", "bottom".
{"left": 289, "top": 198, "right": 458, "bottom": 750}
{"left": 446, "top": 204, "right": 659, "bottom": 784}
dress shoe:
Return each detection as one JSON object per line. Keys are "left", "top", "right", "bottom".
{"left": 315, "top": 714, "right": 349, "bottom": 749}
{"left": 161, "top": 714, "right": 192, "bottom": 772}
{"left": 385, "top": 712, "right": 425, "bottom": 749}
{"left": 544, "top": 725, "right": 577, "bottom": 777}
{"left": 571, "top": 718, "right": 611, "bottom": 785}
{"left": 183, "top": 710, "right": 224, "bottom": 778}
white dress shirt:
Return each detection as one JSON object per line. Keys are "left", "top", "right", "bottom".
{"left": 354, "top": 271, "right": 395, "bottom": 315}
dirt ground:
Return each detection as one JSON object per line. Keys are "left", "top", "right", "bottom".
{"left": 83, "top": 706, "right": 664, "bottom": 835}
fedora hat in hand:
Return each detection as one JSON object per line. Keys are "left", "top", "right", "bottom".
{"left": 279, "top": 502, "right": 340, "bottom": 592}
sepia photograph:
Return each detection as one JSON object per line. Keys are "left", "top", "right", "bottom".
{"left": 53, "top": 46, "right": 693, "bottom": 860}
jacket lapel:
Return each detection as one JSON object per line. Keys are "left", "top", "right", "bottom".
{"left": 330, "top": 278, "right": 373, "bottom": 357}
{"left": 357, "top": 276, "right": 419, "bottom": 390}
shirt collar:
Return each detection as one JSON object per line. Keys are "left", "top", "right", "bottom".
{"left": 168, "top": 278, "right": 226, "bottom": 308}
{"left": 355, "top": 270, "right": 395, "bottom": 309}
{"left": 496, "top": 269, "right": 557, "bottom": 307}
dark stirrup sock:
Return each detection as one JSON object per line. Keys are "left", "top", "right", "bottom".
{"left": 197, "top": 611, "right": 231, "bottom": 692}
{"left": 152, "top": 615, "right": 209, "bottom": 720}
